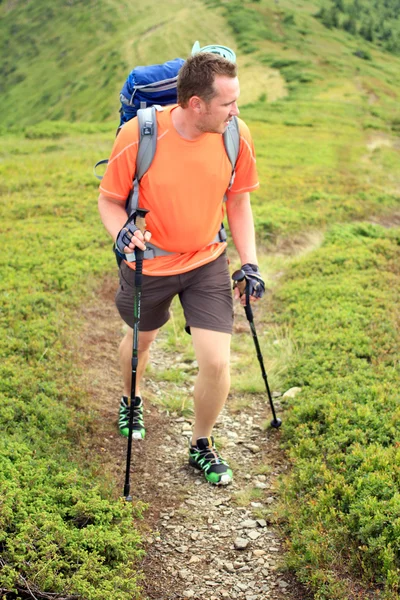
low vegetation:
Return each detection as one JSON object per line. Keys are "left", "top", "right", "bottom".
{"left": 1, "top": 0, "right": 400, "bottom": 597}
{"left": 0, "top": 130, "right": 145, "bottom": 599}
{"left": 276, "top": 223, "right": 400, "bottom": 599}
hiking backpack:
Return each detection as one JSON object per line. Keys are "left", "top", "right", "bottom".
{"left": 95, "top": 57, "right": 240, "bottom": 260}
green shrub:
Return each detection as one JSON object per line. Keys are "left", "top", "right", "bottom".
{"left": 0, "top": 131, "right": 144, "bottom": 599}
{"left": 0, "top": 439, "right": 145, "bottom": 599}
{"left": 277, "top": 223, "right": 400, "bottom": 597}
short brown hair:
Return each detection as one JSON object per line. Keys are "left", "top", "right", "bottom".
{"left": 177, "top": 53, "right": 237, "bottom": 107}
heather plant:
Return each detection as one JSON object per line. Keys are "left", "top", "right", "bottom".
{"left": 0, "top": 131, "right": 145, "bottom": 598}
{"left": 275, "top": 223, "right": 400, "bottom": 598}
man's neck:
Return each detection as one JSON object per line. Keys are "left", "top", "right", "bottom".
{"left": 171, "top": 106, "right": 204, "bottom": 141}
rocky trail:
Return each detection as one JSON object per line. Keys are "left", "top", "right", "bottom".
{"left": 77, "top": 275, "right": 310, "bottom": 600}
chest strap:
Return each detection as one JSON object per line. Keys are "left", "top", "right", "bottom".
{"left": 125, "top": 224, "right": 227, "bottom": 262}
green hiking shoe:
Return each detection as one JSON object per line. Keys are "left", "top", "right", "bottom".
{"left": 119, "top": 396, "right": 145, "bottom": 439}
{"left": 189, "top": 436, "right": 233, "bottom": 486}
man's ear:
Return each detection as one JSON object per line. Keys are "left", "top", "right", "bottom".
{"left": 188, "top": 95, "right": 203, "bottom": 114}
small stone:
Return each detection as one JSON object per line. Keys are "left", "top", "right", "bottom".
{"left": 279, "top": 580, "right": 289, "bottom": 588}
{"left": 266, "top": 496, "right": 275, "bottom": 503}
{"left": 255, "top": 482, "right": 268, "bottom": 489}
{"left": 256, "top": 519, "right": 267, "bottom": 528}
{"left": 240, "top": 519, "right": 257, "bottom": 529}
{"left": 234, "top": 537, "right": 249, "bottom": 550}
{"left": 247, "top": 530, "right": 261, "bottom": 540}
{"left": 188, "top": 555, "right": 201, "bottom": 564}
{"left": 253, "top": 549, "right": 266, "bottom": 557}
{"left": 183, "top": 591, "right": 195, "bottom": 599}
{"left": 224, "top": 561, "right": 235, "bottom": 573}
{"left": 176, "top": 545, "right": 188, "bottom": 553}
{"left": 282, "top": 386, "right": 302, "bottom": 398}
{"left": 179, "top": 569, "right": 191, "bottom": 580}
{"left": 244, "top": 444, "right": 261, "bottom": 453}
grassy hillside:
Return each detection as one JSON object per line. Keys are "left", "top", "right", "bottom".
{"left": 0, "top": 0, "right": 283, "bottom": 127}
{"left": 1, "top": 0, "right": 400, "bottom": 598}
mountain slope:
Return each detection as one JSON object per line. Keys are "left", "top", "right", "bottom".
{"left": 0, "top": 0, "right": 284, "bottom": 127}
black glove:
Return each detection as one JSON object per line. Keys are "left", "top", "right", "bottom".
{"left": 115, "top": 222, "right": 139, "bottom": 256}
{"left": 241, "top": 263, "right": 265, "bottom": 299}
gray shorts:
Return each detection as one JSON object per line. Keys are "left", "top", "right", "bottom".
{"left": 115, "top": 253, "right": 233, "bottom": 334}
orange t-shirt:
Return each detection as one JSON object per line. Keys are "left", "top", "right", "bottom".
{"left": 100, "top": 105, "right": 259, "bottom": 275}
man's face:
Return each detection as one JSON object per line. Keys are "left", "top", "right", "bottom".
{"left": 197, "top": 75, "right": 240, "bottom": 134}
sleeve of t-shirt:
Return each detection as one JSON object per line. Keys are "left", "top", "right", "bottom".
{"left": 228, "top": 118, "right": 260, "bottom": 195}
{"left": 98, "top": 119, "right": 139, "bottom": 202}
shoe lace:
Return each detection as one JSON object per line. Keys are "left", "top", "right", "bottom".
{"left": 196, "top": 445, "right": 225, "bottom": 467}
{"left": 121, "top": 401, "right": 143, "bottom": 427}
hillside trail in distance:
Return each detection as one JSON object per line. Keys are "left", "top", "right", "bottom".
{"left": 76, "top": 236, "right": 322, "bottom": 600}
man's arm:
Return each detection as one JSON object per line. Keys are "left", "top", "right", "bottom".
{"left": 98, "top": 193, "right": 149, "bottom": 252}
{"left": 226, "top": 191, "right": 258, "bottom": 265}
{"left": 226, "top": 191, "right": 265, "bottom": 303}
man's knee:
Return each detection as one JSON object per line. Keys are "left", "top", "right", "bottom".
{"left": 138, "top": 329, "right": 159, "bottom": 352}
{"left": 199, "top": 354, "right": 230, "bottom": 379}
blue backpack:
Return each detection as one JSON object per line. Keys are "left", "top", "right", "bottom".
{"left": 119, "top": 58, "right": 185, "bottom": 126}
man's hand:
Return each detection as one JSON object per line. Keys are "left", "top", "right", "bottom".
{"left": 115, "top": 222, "right": 151, "bottom": 255}
{"left": 233, "top": 264, "right": 265, "bottom": 305}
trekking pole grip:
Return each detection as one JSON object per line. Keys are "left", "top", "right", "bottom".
{"left": 232, "top": 269, "right": 253, "bottom": 319}
{"left": 232, "top": 269, "right": 247, "bottom": 295}
{"left": 135, "top": 208, "right": 149, "bottom": 236}
{"left": 135, "top": 208, "right": 149, "bottom": 270}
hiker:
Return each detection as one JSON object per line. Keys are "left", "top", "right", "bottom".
{"left": 98, "top": 51, "right": 265, "bottom": 486}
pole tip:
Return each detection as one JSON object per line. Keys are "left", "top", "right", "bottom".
{"left": 270, "top": 418, "right": 282, "bottom": 429}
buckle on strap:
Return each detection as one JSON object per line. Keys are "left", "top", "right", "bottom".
{"left": 125, "top": 243, "right": 175, "bottom": 263}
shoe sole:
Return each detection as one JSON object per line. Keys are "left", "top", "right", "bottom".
{"left": 189, "top": 461, "right": 233, "bottom": 486}
{"left": 120, "top": 429, "right": 145, "bottom": 439}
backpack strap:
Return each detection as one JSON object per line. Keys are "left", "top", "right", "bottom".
{"left": 222, "top": 116, "right": 240, "bottom": 191}
{"left": 136, "top": 105, "right": 159, "bottom": 182}
{"left": 125, "top": 105, "right": 160, "bottom": 218}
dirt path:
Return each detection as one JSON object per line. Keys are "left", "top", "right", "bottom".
{"left": 77, "top": 276, "right": 310, "bottom": 600}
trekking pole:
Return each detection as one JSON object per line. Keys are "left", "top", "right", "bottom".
{"left": 232, "top": 270, "right": 282, "bottom": 429}
{"left": 123, "top": 208, "right": 149, "bottom": 501}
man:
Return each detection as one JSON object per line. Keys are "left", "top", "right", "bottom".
{"left": 98, "top": 52, "right": 265, "bottom": 486}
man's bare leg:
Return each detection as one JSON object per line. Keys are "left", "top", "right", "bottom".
{"left": 190, "top": 328, "right": 231, "bottom": 445}
{"left": 119, "top": 328, "right": 159, "bottom": 398}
